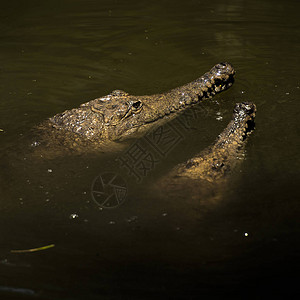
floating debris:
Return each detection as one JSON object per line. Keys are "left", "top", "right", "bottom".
{"left": 126, "top": 216, "right": 138, "bottom": 223}
{"left": 10, "top": 244, "right": 55, "bottom": 253}
{"left": 0, "top": 285, "right": 35, "bottom": 295}
{"left": 69, "top": 213, "right": 79, "bottom": 219}
{"left": 216, "top": 112, "right": 223, "bottom": 121}
{"left": 31, "top": 141, "right": 40, "bottom": 147}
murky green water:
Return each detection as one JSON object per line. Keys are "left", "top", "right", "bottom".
{"left": 0, "top": 0, "right": 299, "bottom": 299}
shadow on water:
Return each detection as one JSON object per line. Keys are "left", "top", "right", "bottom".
{"left": 0, "top": 0, "right": 299, "bottom": 299}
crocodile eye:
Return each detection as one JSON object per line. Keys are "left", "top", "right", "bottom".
{"left": 132, "top": 101, "right": 142, "bottom": 110}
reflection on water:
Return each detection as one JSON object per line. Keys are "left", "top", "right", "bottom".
{"left": 0, "top": 0, "right": 299, "bottom": 298}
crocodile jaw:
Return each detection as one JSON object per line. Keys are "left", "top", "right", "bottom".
{"left": 173, "top": 102, "right": 256, "bottom": 182}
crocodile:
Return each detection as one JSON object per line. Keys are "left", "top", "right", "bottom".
{"left": 156, "top": 102, "right": 256, "bottom": 205}
{"left": 35, "top": 63, "right": 235, "bottom": 154}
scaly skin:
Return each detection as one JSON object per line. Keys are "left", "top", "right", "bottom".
{"left": 45, "top": 63, "right": 235, "bottom": 142}
{"left": 160, "top": 102, "right": 256, "bottom": 185}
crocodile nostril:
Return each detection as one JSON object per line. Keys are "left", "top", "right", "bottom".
{"left": 214, "top": 79, "right": 222, "bottom": 86}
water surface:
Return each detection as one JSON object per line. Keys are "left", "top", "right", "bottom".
{"left": 0, "top": 0, "right": 299, "bottom": 298}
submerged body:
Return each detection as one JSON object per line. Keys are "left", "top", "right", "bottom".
{"left": 35, "top": 63, "right": 234, "bottom": 154}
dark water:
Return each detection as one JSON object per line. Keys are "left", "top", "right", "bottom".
{"left": 0, "top": 0, "right": 299, "bottom": 299}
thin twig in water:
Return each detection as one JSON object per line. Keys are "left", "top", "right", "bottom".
{"left": 10, "top": 244, "right": 55, "bottom": 253}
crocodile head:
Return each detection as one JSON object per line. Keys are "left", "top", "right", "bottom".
{"left": 49, "top": 89, "right": 144, "bottom": 140}
{"left": 156, "top": 101, "right": 257, "bottom": 209}
{"left": 49, "top": 63, "right": 235, "bottom": 141}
